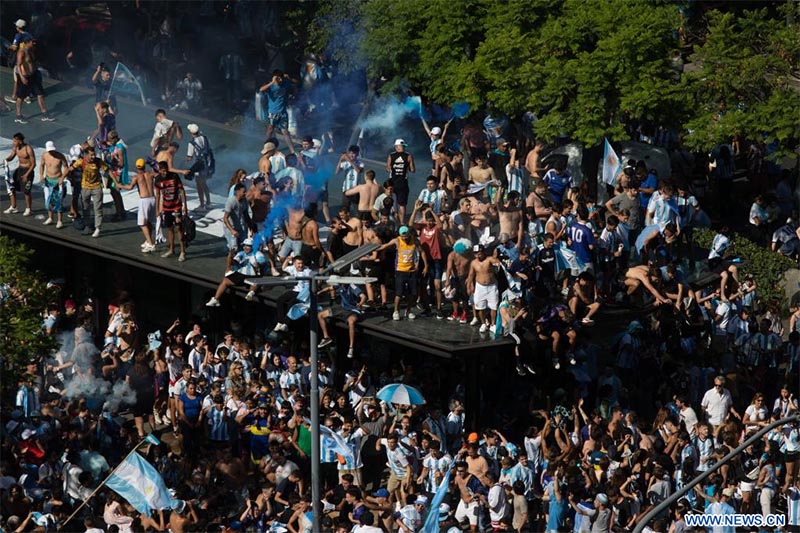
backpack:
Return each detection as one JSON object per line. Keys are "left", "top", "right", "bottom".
{"left": 189, "top": 135, "right": 215, "bottom": 177}
{"left": 182, "top": 216, "right": 196, "bottom": 246}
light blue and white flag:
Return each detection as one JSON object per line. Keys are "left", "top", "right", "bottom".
{"left": 602, "top": 138, "right": 621, "bottom": 186}
{"left": 106, "top": 451, "right": 176, "bottom": 516}
{"left": 316, "top": 422, "right": 355, "bottom": 464}
{"left": 108, "top": 62, "right": 147, "bottom": 106}
{"left": 421, "top": 461, "right": 455, "bottom": 533}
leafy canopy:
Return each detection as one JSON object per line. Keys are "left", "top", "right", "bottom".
{"left": 0, "top": 236, "right": 59, "bottom": 391}
{"left": 298, "top": 0, "right": 800, "bottom": 153}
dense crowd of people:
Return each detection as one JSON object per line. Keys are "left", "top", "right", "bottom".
{"left": 4, "top": 10, "right": 800, "bottom": 533}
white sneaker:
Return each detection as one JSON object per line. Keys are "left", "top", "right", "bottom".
{"left": 392, "top": 311, "right": 400, "bottom": 321}
{"left": 469, "top": 317, "right": 480, "bottom": 326}
{"left": 92, "top": 228, "right": 100, "bottom": 238}
{"left": 56, "top": 221, "right": 64, "bottom": 229}
{"left": 142, "top": 243, "right": 156, "bottom": 253}
{"left": 205, "top": 297, "right": 220, "bottom": 307}
{"left": 406, "top": 311, "right": 416, "bottom": 320}
{"left": 489, "top": 324, "right": 497, "bottom": 334}
{"left": 3, "top": 206, "right": 18, "bottom": 214}
{"left": 479, "top": 323, "right": 488, "bottom": 333}
{"left": 23, "top": 208, "right": 32, "bottom": 216}
{"left": 43, "top": 217, "right": 53, "bottom": 225}
{"left": 245, "top": 291, "right": 256, "bottom": 301}
{"left": 272, "top": 322, "right": 288, "bottom": 332}
{"left": 347, "top": 348, "right": 354, "bottom": 359}
{"left": 141, "top": 241, "right": 149, "bottom": 249}
{"left": 553, "top": 360, "right": 561, "bottom": 370}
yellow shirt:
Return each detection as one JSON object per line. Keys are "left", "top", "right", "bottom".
{"left": 396, "top": 238, "right": 418, "bottom": 273}
{"left": 74, "top": 159, "right": 109, "bottom": 190}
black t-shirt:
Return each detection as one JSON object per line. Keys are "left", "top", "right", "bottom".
{"left": 535, "top": 246, "right": 556, "bottom": 280}
{"left": 127, "top": 366, "right": 155, "bottom": 397}
{"left": 276, "top": 477, "right": 297, "bottom": 498}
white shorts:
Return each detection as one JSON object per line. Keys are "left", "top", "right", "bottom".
{"left": 138, "top": 197, "right": 156, "bottom": 226}
{"left": 455, "top": 499, "right": 478, "bottom": 526}
{"left": 473, "top": 282, "right": 499, "bottom": 311}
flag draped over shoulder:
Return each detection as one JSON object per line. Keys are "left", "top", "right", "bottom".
{"left": 108, "top": 62, "right": 147, "bottom": 106}
{"left": 105, "top": 451, "right": 176, "bottom": 516}
{"left": 421, "top": 462, "right": 455, "bottom": 533}
{"left": 602, "top": 138, "right": 621, "bottom": 186}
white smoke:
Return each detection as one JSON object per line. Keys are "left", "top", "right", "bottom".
{"left": 103, "top": 381, "right": 137, "bottom": 414}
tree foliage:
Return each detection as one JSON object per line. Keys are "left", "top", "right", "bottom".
{"left": 683, "top": 4, "right": 800, "bottom": 155}
{"left": 303, "top": 0, "right": 800, "bottom": 154}
{"left": 0, "top": 236, "right": 59, "bottom": 391}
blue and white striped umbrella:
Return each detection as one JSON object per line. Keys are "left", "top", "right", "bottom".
{"left": 376, "top": 384, "right": 426, "bottom": 405}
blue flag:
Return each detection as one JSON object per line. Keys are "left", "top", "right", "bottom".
{"left": 421, "top": 462, "right": 455, "bottom": 533}
{"left": 106, "top": 451, "right": 176, "bottom": 516}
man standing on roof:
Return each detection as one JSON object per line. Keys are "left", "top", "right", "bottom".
{"left": 386, "top": 139, "right": 416, "bottom": 224}
{"left": 111, "top": 159, "right": 157, "bottom": 253}
{"left": 38, "top": 141, "right": 68, "bottom": 229}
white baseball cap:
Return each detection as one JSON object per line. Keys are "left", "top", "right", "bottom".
{"left": 430, "top": 126, "right": 442, "bottom": 136}
{"left": 394, "top": 139, "right": 407, "bottom": 146}
{"left": 15, "top": 19, "right": 26, "bottom": 29}
{"left": 186, "top": 123, "right": 200, "bottom": 134}
{"left": 45, "top": 141, "right": 56, "bottom": 152}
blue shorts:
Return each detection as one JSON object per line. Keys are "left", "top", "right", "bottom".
{"left": 268, "top": 111, "right": 288, "bottom": 131}
{"left": 279, "top": 237, "right": 303, "bottom": 259}
{"left": 427, "top": 259, "right": 444, "bottom": 281}
{"left": 225, "top": 229, "right": 244, "bottom": 252}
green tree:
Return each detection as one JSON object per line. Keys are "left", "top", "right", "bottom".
{"left": 0, "top": 236, "right": 59, "bottom": 392}
{"left": 683, "top": 4, "right": 800, "bottom": 155}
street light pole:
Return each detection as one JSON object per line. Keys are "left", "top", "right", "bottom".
{"left": 309, "top": 276, "right": 321, "bottom": 533}
{"left": 248, "top": 243, "right": 378, "bottom": 533}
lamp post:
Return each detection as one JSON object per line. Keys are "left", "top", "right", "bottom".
{"left": 249, "top": 243, "right": 379, "bottom": 533}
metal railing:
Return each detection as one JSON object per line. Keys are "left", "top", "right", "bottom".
{"left": 633, "top": 414, "right": 800, "bottom": 533}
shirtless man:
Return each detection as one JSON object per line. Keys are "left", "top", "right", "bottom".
{"left": 156, "top": 142, "right": 190, "bottom": 177}
{"left": 278, "top": 200, "right": 306, "bottom": 266}
{"left": 169, "top": 500, "right": 198, "bottom": 533}
{"left": 112, "top": 158, "right": 157, "bottom": 252}
{"left": 300, "top": 203, "right": 324, "bottom": 268}
{"left": 14, "top": 43, "right": 53, "bottom": 123}
{"left": 624, "top": 264, "right": 670, "bottom": 305}
{"left": 467, "top": 244, "right": 502, "bottom": 333}
{"left": 445, "top": 239, "right": 472, "bottom": 323}
{"left": 524, "top": 142, "right": 543, "bottom": 179}
{"left": 468, "top": 154, "right": 496, "bottom": 186}
{"left": 345, "top": 169, "right": 380, "bottom": 221}
{"left": 360, "top": 219, "right": 384, "bottom": 304}
{"left": 340, "top": 207, "right": 364, "bottom": 255}
{"left": 247, "top": 176, "right": 270, "bottom": 233}
{"left": 526, "top": 179, "right": 553, "bottom": 221}
{"left": 38, "top": 141, "right": 68, "bottom": 228}
{"left": 497, "top": 190, "right": 524, "bottom": 247}
{"left": 453, "top": 462, "right": 482, "bottom": 533}
{"left": 4, "top": 132, "right": 35, "bottom": 215}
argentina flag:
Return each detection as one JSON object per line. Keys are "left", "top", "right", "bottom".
{"left": 421, "top": 461, "right": 455, "bottom": 533}
{"left": 602, "top": 138, "right": 621, "bottom": 186}
{"left": 105, "top": 451, "right": 176, "bottom": 516}
{"left": 316, "top": 422, "right": 355, "bottom": 464}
